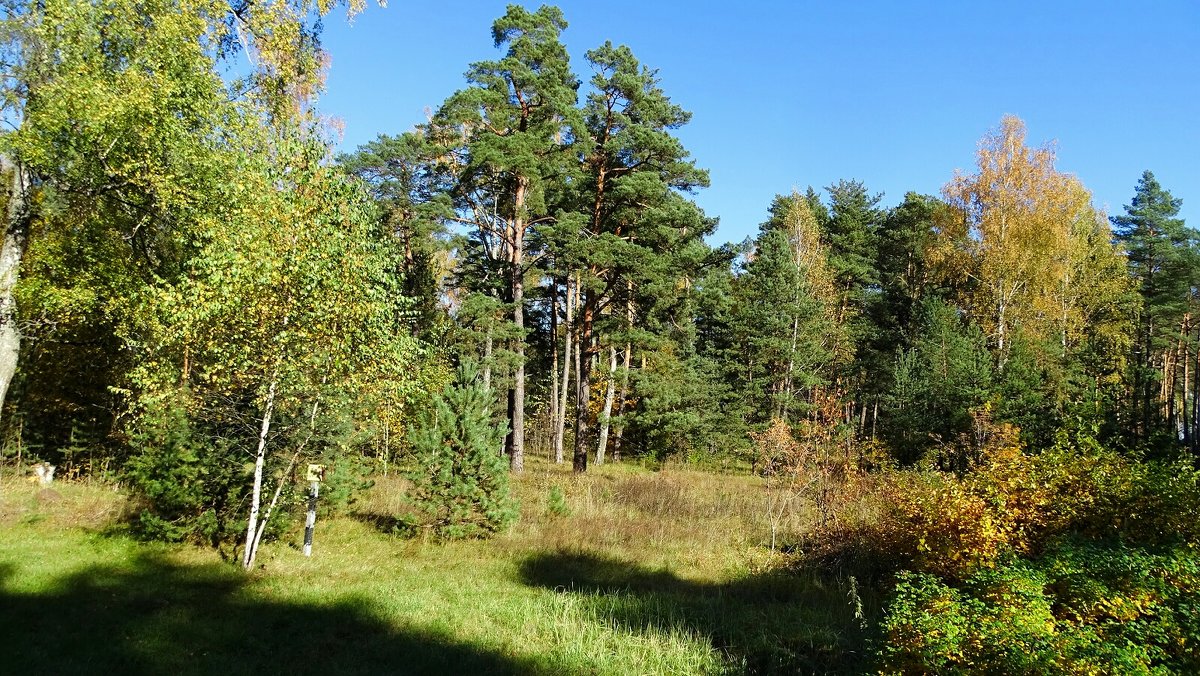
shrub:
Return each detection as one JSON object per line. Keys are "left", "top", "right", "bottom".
{"left": 856, "top": 426, "right": 1137, "bottom": 581}
{"left": 876, "top": 429, "right": 1200, "bottom": 674}
{"left": 1122, "top": 454, "right": 1200, "bottom": 548}
{"left": 880, "top": 567, "right": 1062, "bottom": 675}
{"left": 401, "top": 363, "right": 518, "bottom": 539}
{"left": 880, "top": 540, "right": 1200, "bottom": 674}
{"left": 867, "top": 425, "right": 1047, "bottom": 580}
{"left": 124, "top": 396, "right": 244, "bottom": 544}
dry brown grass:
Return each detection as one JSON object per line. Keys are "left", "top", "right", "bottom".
{"left": 0, "top": 476, "right": 134, "bottom": 530}
{"left": 359, "top": 455, "right": 820, "bottom": 579}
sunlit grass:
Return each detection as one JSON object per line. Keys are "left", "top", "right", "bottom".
{"left": 0, "top": 459, "right": 870, "bottom": 674}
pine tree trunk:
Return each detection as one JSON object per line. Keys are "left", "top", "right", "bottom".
{"left": 1184, "top": 320, "right": 1191, "bottom": 447}
{"left": 573, "top": 283, "right": 594, "bottom": 473}
{"left": 549, "top": 276, "right": 559, "bottom": 460}
{"left": 0, "top": 159, "right": 30, "bottom": 421}
{"left": 505, "top": 177, "right": 528, "bottom": 473}
{"left": 243, "top": 375, "right": 278, "bottom": 570}
{"left": 1192, "top": 327, "right": 1200, "bottom": 453}
{"left": 596, "top": 344, "right": 618, "bottom": 465}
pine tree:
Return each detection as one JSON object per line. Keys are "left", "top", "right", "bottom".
{"left": 1112, "top": 171, "right": 1196, "bottom": 444}
{"left": 552, "top": 41, "right": 711, "bottom": 472}
{"left": 404, "top": 363, "right": 518, "bottom": 539}
{"left": 339, "top": 132, "right": 454, "bottom": 340}
{"left": 428, "top": 5, "right": 581, "bottom": 473}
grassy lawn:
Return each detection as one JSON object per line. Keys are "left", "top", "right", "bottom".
{"left": 0, "top": 459, "right": 875, "bottom": 674}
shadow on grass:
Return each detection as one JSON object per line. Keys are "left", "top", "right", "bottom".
{"left": 518, "top": 550, "right": 878, "bottom": 674}
{"left": 0, "top": 552, "right": 536, "bottom": 675}
{"left": 354, "top": 510, "right": 407, "bottom": 535}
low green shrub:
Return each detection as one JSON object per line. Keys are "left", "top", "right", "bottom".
{"left": 880, "top": 540, "right": 1200, "bottom": 674}
{"left": 546, "top": 485, "right": 570, "bottom": 517}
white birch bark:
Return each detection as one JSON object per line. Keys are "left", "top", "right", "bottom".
{"left": 611, "top": 342, "right": 631, "bottom": 461}
{"left": 0, "top": 158, "right": 31, "bottom": 420}
{"left": 595, "top": 344, "right": 618, "bottom": 465}
{"left": 242, "top": 375, "right": 278, "bottom": 570}
{"left": 552, "top": 276, "right": 574, "bottom": 464}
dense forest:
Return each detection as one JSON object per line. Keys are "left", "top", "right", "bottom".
{"left": 2, "top": 1, "right": 1199, "bottom": 673}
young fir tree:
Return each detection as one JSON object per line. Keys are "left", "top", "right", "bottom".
{"left": 403, "top": 363, "right": 518, "bottom": 539}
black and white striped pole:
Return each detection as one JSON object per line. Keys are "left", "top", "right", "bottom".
{"left": 303, "top": 464, "right": 325, "bottom": 557}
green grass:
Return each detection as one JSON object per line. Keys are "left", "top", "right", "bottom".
{"left": 0, "top": 459, "right": 875, "bottom": 674}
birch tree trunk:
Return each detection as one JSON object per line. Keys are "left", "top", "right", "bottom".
{"left": 611, "top": 342, "right": 631, "bottom": 462}
{"left": 553, "top": 275, "right": 573, "bottom": 464}
{"left": 243, "top": 375, "right": 278, "bottom": 570}
{"left": 596, "top": 344, "right": 618, "bottom": 465}
{"left": 0, "top": 158, "right": 31, "bottom": 421}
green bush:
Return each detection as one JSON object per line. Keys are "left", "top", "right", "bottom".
{"left": 880, "top": 540, "right": 1200, "bottom": 674}
{"left": 124, "top": 396, "right": 244, "bottom": 544}
{"left": 874, "top": 429, "right": 1200, "bottom": 674}
{"left": 401, "top": 363, "right": 518, "bottom": 539}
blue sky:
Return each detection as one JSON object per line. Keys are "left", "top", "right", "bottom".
{"left": 319, "top": 1, "right": 1199, "bottom": 244}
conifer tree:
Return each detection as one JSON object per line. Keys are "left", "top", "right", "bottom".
{"left": 732, "top": 194, "right": 845, "bottom": 425}
{"left": 1112, "top": 171, "right": 1196, "bottom": 444}
{"left": 883, "top": 298, "right": 993, "bottom": 462}
{"left": 428, "top": 5, "right": 581, "bottom": 473}
{"left": 555, "top": 41, "right": 711, "bottom": 472}
{"left": 404, "top": 362, "right": 518, "bottom": 539}
{"left": 339, "top": 132, "right": 454, "bottom": 340}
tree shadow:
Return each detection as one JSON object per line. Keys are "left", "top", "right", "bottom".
{"left": 0, "top": 552, "right": 538, "bottom": 675}
{"left": 354, "top": 510, "right": 408, "bottom": 535}
{"left": 518, "top": 550, "right": 878, "bottom": 674}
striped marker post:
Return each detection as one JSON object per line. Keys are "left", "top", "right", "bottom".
{"left": 303, "top": 480, "right": 319, "bottom": 557}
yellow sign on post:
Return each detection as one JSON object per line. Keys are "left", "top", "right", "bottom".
{"left": 306, "top": 464, "right": 326, "bottom": 482}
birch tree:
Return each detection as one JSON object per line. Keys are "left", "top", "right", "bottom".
{"left": 131, "top": 135, "right": 421, "bottom": 567}
{"left": 945, "top": 116, "right": 1111, "bottom": 366}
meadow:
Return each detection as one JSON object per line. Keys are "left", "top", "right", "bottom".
{"left": 0, "top": 459, "right": 873, "bottom": 675}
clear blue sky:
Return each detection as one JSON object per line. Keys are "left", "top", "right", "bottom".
{"left": 319, "top": 1, "right": 1199, "bottom": 243}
